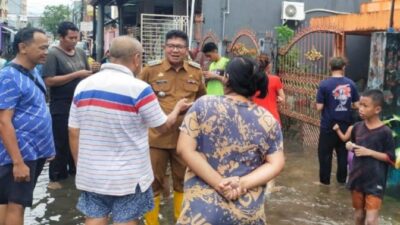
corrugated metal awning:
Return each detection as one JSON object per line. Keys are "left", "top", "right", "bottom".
{"left": 90, "top": 0, "right": 119, "bottom": 6}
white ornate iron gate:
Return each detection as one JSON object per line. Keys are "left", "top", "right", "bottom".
{"left": 141, "top": 14, "right": 188, "bottom": 64}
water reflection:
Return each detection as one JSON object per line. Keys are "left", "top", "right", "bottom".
{"left": 266, "top": 147, "right": 400, "bottom": 225}
{"left": 25, "top": 166, "right": 84, "bottom": 225}
{"left": 24, "top": 139, "right": 400, "bottom": 225}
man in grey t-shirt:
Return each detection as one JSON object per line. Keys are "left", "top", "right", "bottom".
{"left": 43, "top": 21, "right": 92, "bottom": 189}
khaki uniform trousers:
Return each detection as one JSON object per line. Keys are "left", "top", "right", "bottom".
{"left": 150, "top": 147, "right": 186, "bottom": 197}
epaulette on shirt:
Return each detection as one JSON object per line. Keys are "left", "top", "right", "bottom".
{"left": 187, "top": 60, "right": 201, "bottom": 69}
{"left": 147, "top": 60, "right": 162, "bottom": 67}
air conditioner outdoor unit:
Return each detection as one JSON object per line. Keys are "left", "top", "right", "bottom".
{"left": 282, "top": 1, "right": 305, "bottom": 21}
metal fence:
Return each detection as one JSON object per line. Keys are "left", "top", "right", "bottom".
{"left": 141, "top": 14, "right": 189, "bottom": 64}
{"left": 278, "top": 26, "right": 345, "bottom": 127}
{"left": 278, "top": 25, "right": 345, "bottom": 146}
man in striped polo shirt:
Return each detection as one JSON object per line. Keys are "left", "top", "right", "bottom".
{"left": 68, "top": 36, "right": 191, "bottom": 225}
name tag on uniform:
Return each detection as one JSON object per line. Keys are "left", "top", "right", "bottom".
{"left": 156, "top": 80, "right": 168, "bottom": 84}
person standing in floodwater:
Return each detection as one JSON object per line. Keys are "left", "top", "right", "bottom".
{"left": 176, "top": 57, "right": 285, "bottom": 224}
{"left": 0, "top": 27, "right": 55, "bottom": 225}
{"left": 345, "top": 90, "right": 395, "bottom": 225}
{"left": 139, "top": 30, "right": 206, "bottom": 225}
{"left": 316, "top": 57, "right": 359, "bottom": 185}
{"left": 42, "top": 21, "right": 92, "bottom": 189}
{"left": 68, "top": 36, "right": 192, "bottom": 225}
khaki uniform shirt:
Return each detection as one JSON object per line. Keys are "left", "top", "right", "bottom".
{"left": 139, "top": 59, "right": 206, "bottom": 149}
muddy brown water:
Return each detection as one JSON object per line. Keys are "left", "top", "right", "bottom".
{"left": 25, "top": 138, "right": 400, "bottom": 225}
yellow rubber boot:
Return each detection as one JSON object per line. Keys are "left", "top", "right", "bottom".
{"left": 144, "top": 196, "right": 160, "bottom": 225}
{"left": 173, "top": 191, "right": 184, "bottom": 221}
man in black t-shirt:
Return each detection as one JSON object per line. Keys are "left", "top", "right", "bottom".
{"left": 346, "top": 90, "right": 395, "bottom": 225}
{"left": 43, "top": 21, "right": 92, "bottom": 189}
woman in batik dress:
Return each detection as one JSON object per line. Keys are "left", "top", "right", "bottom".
{"left": 177, "top": 57, "right": 285, "bottom": 225}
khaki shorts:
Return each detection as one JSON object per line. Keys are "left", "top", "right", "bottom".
{"left": 351, "top": 191, "right": 382, "bottom": 210}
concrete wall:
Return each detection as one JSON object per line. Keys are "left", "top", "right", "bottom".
{"left": 202, "top": 0, "right": 371, "bottom": 81}
{"left": 203, "top": 0, "right": 369, "bottom": 45}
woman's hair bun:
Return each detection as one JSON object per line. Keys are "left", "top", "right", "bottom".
{"left": 226, "top": 57, "right": 268, "bottom": 98}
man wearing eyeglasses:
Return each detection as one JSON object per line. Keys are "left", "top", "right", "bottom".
{"left": 139, "top": 30, "right": 205, "bottom": 225}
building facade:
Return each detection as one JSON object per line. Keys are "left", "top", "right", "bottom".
{"left": 27, "top": 15, "right": 42, "bottom": 29}
{"left": 201, "top": 0, "right": 372, "bottom": 82}
{"left": 90, "top": 0, "right": 202, "bottom": 60}
{"left": 71, "top": 0, "right": 82, "bottom": 26}
{"left": 0, "top": 0, "right": 8, "bottom": 22}
{"left": 7, "top": 0, "right": 27, "bottom": 28}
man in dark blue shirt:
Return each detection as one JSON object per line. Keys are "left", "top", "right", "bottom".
{"left": 0, "top": 28, "right": 55, "bottom": 225}
{"left": 316, "top": 57, "right": 359, "bottom": 185}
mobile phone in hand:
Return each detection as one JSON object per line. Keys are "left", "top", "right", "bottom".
{"left": 215, "top": 69, "right": 225, "bottom": 76}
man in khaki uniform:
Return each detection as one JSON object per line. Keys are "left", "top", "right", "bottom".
{"left": 139, "top": 30, "right": 205, "bottom": 225}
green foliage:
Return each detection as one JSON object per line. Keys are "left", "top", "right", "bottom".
{"left": 384, "top": 114, "right": 400, "bottom": 138}
{"left": 384, "top": 115, "right": 400, "bottom": 169}
{"left": 279, "top": 47, "right": 299, "bottom": 71}
{"left": 278, "top": 47, "right": 311, "bottom": 74}
{"left": 40, "top": 5, "right": 71, "bottom": 37}
{"left": 275, "top": 25, "right": 294, "bottom": 46}
{"left": 275, "top": 25, "right": 306, "bottom": 73}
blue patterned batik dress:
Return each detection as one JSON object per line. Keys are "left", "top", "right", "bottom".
{"left": 177, "top": 95, "right": 283, "bottom": 225}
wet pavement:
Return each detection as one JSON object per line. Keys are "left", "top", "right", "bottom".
{"left": 25, "top": 138, "right": 400, "bottom": 225}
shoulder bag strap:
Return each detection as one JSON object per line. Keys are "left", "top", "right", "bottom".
{"left": 8, "top": 63, "right": 46, "bottom": 95}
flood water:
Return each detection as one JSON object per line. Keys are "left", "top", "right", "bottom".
{"left": 24, "top": 137, "right": 400, "bottom": 225}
